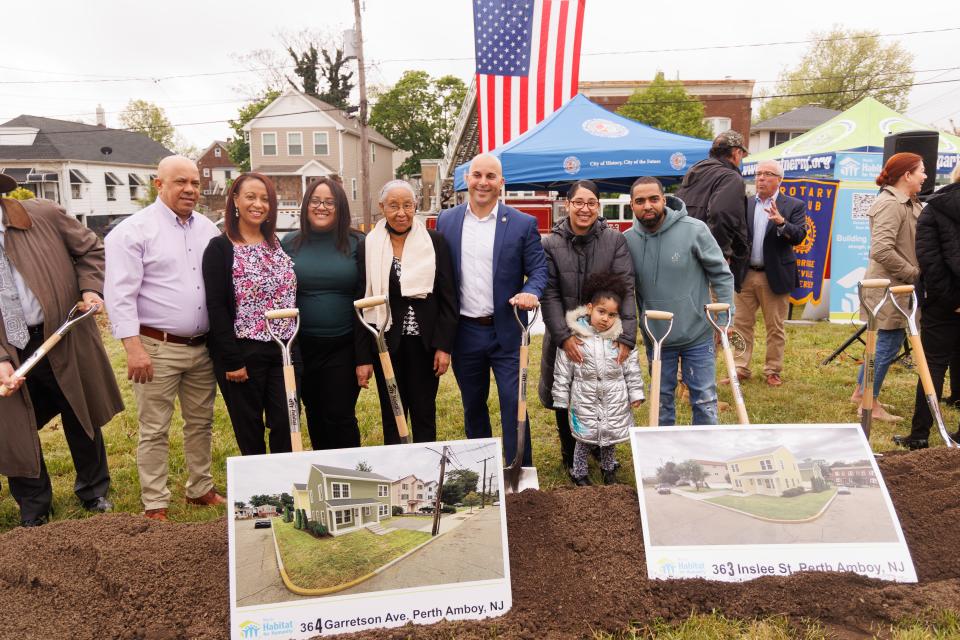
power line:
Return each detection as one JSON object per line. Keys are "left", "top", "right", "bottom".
{"left": 1, "top": 27, "right": 955, "bottom": 86}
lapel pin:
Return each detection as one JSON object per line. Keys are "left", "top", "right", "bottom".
{"left": 501, "top": 216, "right": 507, "bottom": 223}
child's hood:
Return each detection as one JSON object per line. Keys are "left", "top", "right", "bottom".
{"left": 565, "top": 305, "right": 623, "bottom": 341}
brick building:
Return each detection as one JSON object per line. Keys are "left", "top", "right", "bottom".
{"left": 579, "top": 79, "right": 755, "bottom": 139}
{"left": 196, "top": 140, "right": 238, "bottom": 214}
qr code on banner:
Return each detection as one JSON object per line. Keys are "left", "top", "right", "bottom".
{"left": 851, "top": 193, "right": 877, "bottom": 220}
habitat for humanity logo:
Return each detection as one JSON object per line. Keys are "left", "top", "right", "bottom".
{"left": 669, "top": 152, "right": 687, "bottom": 171}
{"left": 582, "top": 118, "right": 629, "bottom": 138}
{"left": 837, "top": 156, "right": 861, "bottom": 178}
{"left": 563, "top": 156, "right": 581, "bottom": 175}
{"left": 657, "top": 556, "right": 704, "bottom": 577}
{"left": 238, "top": 618, "right": 296, "bottom": 638}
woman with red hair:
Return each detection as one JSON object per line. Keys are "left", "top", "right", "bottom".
{"left": 851, "top": 153, "right": 926, "bottom": 424}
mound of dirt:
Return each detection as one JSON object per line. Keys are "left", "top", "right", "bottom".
{"left": 0, "top": 448, "right": 957, "bottom": 640}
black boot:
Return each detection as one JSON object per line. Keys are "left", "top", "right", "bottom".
{"left": 572, "top": 474, "right": 591, "bottom": 487}
{"left": 602, "top": 468, "right": 618, "bottom": 485}
{"left": 892, "top": 434, "right": 928, "bottom": 450}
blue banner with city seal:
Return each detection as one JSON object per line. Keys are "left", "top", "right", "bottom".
{"left": 780, "top": 179, "right": 837, "bottom": 305}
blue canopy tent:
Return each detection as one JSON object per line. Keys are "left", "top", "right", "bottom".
{"left": 453, "top": 94, "right": 712, "bottom": 193}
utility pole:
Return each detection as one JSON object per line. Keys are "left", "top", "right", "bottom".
{"left": 477, "top": 456, "right": 493, "bottom": 508}
{"left": 352, "top": 0, "right": 372, "bottom": 229}
{"left": 431, "top": 446, "right": 448, "bottom": 536}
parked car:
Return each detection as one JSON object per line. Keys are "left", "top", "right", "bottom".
{"left": 254, "top": 519, "right": 271, "bottom": 529}
{"left": 674, "top": 480, "right": 690, "bottom": 487}
{"left": 656, "top": 485, "right": 672, "bottom": 495}
{"left": 837, "top": 486, "right": 851, "bottom": 495}
{"left": 492, "top": 501, "right": 501, "bottom": 506}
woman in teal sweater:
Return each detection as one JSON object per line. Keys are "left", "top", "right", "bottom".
{"left": 282, "top": 177, "right": 367, "bottom": 449}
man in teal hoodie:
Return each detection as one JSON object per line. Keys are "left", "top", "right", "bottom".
{"left": 624, "top": 177, "right": 735, "bottom": 425}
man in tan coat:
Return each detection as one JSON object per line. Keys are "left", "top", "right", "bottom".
{"left": 0, "top": 173, "right": 123, "bottom": 526}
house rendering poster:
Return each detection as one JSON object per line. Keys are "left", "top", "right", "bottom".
{"left": 226, "top": 439, "right": 512, "bottom": 639}
{"left": 630, "top": 424, "right": 916, "bottom": 583}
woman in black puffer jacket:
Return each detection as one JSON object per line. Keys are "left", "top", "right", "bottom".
{"left": 538, "top": 180, "right": 637, "bottom": 480}
{"left": 900, "top": 166, "right": 960, "bottom": 448}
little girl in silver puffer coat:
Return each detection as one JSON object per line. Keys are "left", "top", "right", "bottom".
{"left": 553, "top": 273, "right": 644, "bottom": 485}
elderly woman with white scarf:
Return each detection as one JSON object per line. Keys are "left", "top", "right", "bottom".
{"left": 360, "top": 180, "right": 458, "bottom": 443}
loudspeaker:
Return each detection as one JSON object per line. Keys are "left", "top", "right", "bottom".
{"left": 883, "top": 130, "right": 938, "bottom": 195}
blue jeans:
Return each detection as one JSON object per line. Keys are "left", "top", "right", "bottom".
{"left": 646, "top": 338, "right": 719, "bottom": 426}
{"left": 856, "top": 328, "right": 905, "bottom": 398}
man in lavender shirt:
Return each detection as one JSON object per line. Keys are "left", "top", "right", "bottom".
{"left": 105, "top": 155, "right": 225, "bottom": 521}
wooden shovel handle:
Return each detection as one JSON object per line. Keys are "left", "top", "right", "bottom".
{"left": 648, "top": 359, "right": 661, "bottom": 427}
{"left": 266, "top": 308, "right": 299, "bottom": 320}
{"left": 354, "top": 295, "right": 388, "bottom": 309}
{"left": 720, "top": 340, "right": 749, "bottom": 425}
{"left": 860, "top": 278, "right": 891, "bottom": 289}
{"left": 0, "top": 333, "right": 63, "bottom": 397}
{"left": 909, "top": 334, "right": 936, "bottom": 397}
{"left": 705, "top": 302, "right": 730, "bottom": 313}
{"left": 379, "top": 351, "right": 409, "bottom": 441}
{"left": 645, "top": 310, "right": 674, "bottom": 321}
{"left": 889, "top": 285, "right": 915, "bottom": 295}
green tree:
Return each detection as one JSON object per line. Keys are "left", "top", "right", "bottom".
{"left": 137, "top": 181, "right": 159, "bottom": 208}
{"left": 355, "top": 460, "right": 373, "bottom": 472}
{"left": 758, "top": 26, "right": 914, "bottom": 121}
{"left": 445, "top": 468, "right": 479, "bottom": 497}
{"left": 656, "top": 462, "right": 681, "bottom": 486}
{"left": 678, "top": 461, "right": 706, "bottom": 490}
{"left": 7, "top": 187, "right": 36, "bottom": 201}
{"left": 318, "top": 48, "right": 355, "bottom": 110}
{"left": 616, "top": 72, "right": 713, "bottom": 140}
{"left": 369, "top": 70, "right": 467, "bottom": 177}
{"left": 462, "top": 492, "right": 481, "bottom": 512}
{"left": 279, "top": 493, "right": 294, "bottom": 510}
{"left": 119, "top": 99, "right": 175, "bottom": 148}
{"left": 233, "top": 501, "right": 246, "bottom": 510}
{"left": 226, "top": 89, "right": 281, "bottom": 172}
{"left": 288, "top": 44, "right": 320, "bottom": 96}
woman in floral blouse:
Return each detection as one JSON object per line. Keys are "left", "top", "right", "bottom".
{"left": 202, "top": 172, "right": 298, "bottom": 455}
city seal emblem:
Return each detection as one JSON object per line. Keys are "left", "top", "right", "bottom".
{"left": 563, "top": 156, "right": 581, "bottom": 175}
{"left": 582, "top": 118, "right": 629, "bottom": 138}
{"left": 669, "top": 152, "right": 687, "bottom": 171}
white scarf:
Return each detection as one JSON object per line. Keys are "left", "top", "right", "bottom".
{"left": 363, "top": 216, "right": 436, "bottom": 331}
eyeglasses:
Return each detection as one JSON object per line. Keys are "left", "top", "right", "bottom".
{"left": 308, "top": 198, "right": 336, "bottom": 210}
{"left": 570, "top": 199, "right": 599, "bottom": 210}
{"left": 384, "top": 202, "right": 416, "bottom": 213}
{"left": 755, "top": 171, "right": 781, "bottom": 179}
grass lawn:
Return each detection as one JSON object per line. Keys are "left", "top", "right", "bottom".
{"left": 706, "top": 488, "right": 837, "bottom": 520}
{"left": 272, "top": 518, "right": 430, "bottom": 589}
{"left": 2, "top": 313, "right": 958, "bottom": 637}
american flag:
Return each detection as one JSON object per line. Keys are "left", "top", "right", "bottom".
{"left": 473, "top": 0, "right": 586, "bottom": 152}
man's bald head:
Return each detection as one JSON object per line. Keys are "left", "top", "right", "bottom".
{"left": 155, "top": 155, "right": 200, "bottom": 218}
{"left": 469, "top": 152, "right": 503, "bottom": 176}
{"left": 465, "top": 153, "right": 504, "bottom": 215}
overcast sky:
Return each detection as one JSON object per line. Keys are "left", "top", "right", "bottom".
{"left": 1, "top": 1, "right": 957, "bottom": 148}
{"left": 632, "top": 425, "right": 872, "bottom": 477}
{"left": 227, "top": 439, "right": 501, "bottom": 503}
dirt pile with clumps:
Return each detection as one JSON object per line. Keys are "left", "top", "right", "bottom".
{"left": 0, "top": 448, "right": 957, "bottom": 640}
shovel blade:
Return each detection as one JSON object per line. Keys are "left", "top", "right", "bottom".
{"left": 504, "top": 466, "right": 539, "bottom": 494}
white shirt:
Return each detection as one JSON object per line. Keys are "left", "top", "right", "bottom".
{"left": 750, "top": 195, "right": 774, "bottom": 267}
{"left": 0, "top": 216, "right": 44, "bottom": 325}
{"left": 459, "top": 202, "right": 498, "bottom": 317}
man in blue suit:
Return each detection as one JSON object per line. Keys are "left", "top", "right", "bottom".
{"left": 436, "top": 153, "right": 547, "bottom": 465}
{"left": 731, "top": 160, "right": 807, "bottom": 387}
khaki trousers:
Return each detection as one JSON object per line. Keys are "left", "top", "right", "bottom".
{"left": 733, "top": 269, "right": 789, "bottom": 378}
{"left": 133, "top": 335, "right": 216, "bottom": 510}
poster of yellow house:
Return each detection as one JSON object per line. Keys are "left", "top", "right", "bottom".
{"left": 305, "top": 465, "right": 393, "bottom": 536}
{"left": 726, "top": 445, "right": 804, "bottom": 496}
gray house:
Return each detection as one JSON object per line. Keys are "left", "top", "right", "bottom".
{"left": 306, "top": 465, "right": 393, "bottom": 536}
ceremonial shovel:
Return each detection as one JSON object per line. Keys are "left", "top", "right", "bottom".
{"left": 642, "top": 310, "right": 674, "bottom": 427}
{"left": 504, "top": 304, "right": 540, "bottom": 494}
{"left": 857, "top": 278, "right": 891, "bottom": 439}
{"left": 265, "top": 308, "right": 302, "bottom": 452}
{"left": 705, "top": 302, "right": 749, "bottom": 425}
{"left": 0, "top": 302, "right": 99, "bottom": 398}
{"left": 887, "top": 284, "right": 958, "bottom": 448}
{"left": 354, "top": 295, "right": 410, "bottom": 444}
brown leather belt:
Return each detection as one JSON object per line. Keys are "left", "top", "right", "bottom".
{"left": 460, "top": 315, "right": 495, "bottom": 326}
{"left": 140, "top": 325, "right": 207, "bottom": 346}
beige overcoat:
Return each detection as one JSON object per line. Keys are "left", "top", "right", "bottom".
{"left": 0, "top": 198, "right": 123, "bottom": 478}
{"left": 860, "top": 186, "right": 922, "bottom": 330}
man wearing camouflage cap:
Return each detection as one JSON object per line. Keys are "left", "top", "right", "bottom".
{"left": 675, "top": 130, "right": 750, "bottom": 289}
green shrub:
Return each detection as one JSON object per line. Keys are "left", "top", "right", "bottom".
{"left": 440, "top": 504, "right": 456, "bottom": 514}
{"left": 294, "top": 509, "right": 302, "bottom": 529}
{"left": 392, "top": 506, "right": 404, "bottom": 516}
{"left": 781, "top": 486, "right": 805, "bottom": 498}
{"left": 283, "top": 506, "right": 292, "bottom": 523}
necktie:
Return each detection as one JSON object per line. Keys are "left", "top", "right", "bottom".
{"left": 0, "top": 230, "right": 30, "bottom": 349}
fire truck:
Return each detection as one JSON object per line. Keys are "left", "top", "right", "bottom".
{"left": 423, "top": 194, "right": 633, "bottom": 234}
